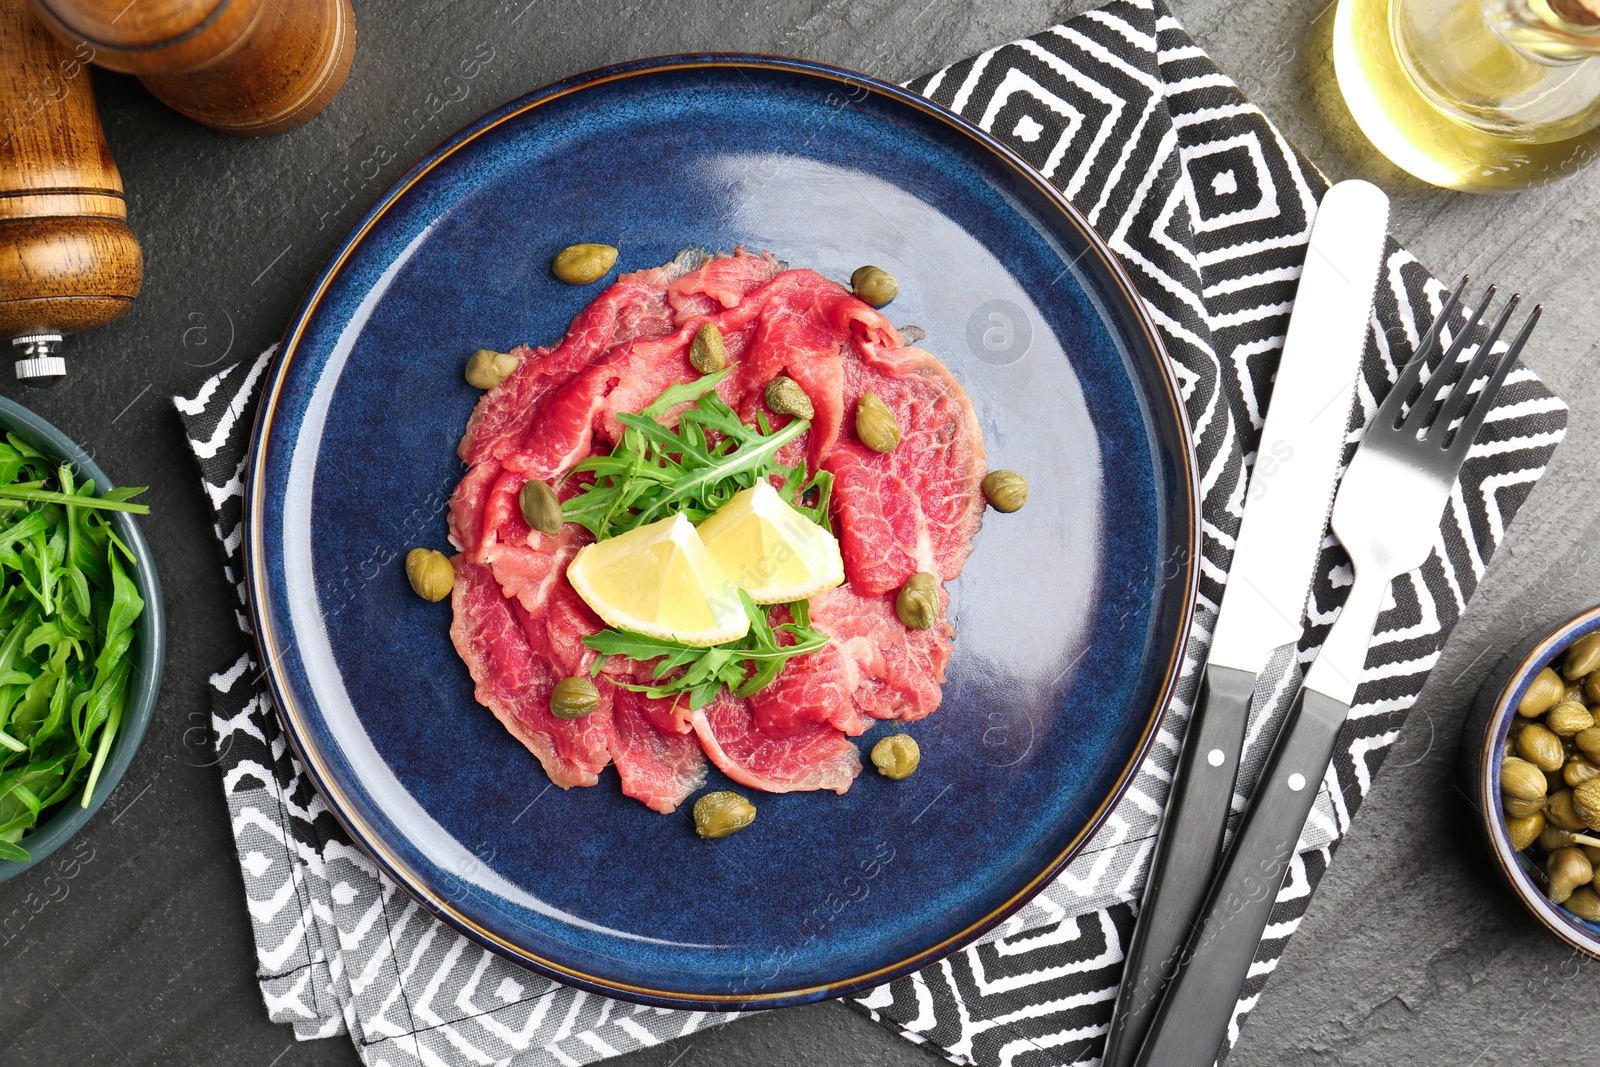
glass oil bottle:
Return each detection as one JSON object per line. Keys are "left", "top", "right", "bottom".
{"left": 1335, "top": 0, "right": 1600, "bottom": 190}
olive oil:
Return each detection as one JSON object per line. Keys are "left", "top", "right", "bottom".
{"left": 1334, "top": 0, "right": 1600, "bottom": 190}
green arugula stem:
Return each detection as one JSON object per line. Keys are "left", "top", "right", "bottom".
{"left": 561, "top": 371, "right": 829, "bottom": 541}
{"left": 0, "top": 488, "right": 150, "bottom": 514}
{"left": 629, "top": 417, "right": 808, "bottom": 528}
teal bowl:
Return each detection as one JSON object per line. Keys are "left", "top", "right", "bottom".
{"left": 1463, "top": 605, "right": 1600, "bottom": 958}
{"left": 0, "top": 396, "right": 165, "bottom": 883}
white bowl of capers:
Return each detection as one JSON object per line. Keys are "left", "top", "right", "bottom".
{"left": 1466, "top": 605, "right": 1600, "bottom": 957}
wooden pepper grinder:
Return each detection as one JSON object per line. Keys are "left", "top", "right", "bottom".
{"left": 0, "top": 0, "right": 143, "bottom": 385}
{"left": 29, "top": 0, "right": 356, "bottom": 136}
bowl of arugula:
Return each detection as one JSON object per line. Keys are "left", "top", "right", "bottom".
{"left": 0, "top": 396, "right": 163, "bottom": 883}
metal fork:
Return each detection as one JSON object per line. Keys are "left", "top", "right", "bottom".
{"left": 1130, "top": 280, "right": 1542, "bottom": 1067}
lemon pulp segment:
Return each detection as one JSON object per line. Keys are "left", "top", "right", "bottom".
{"left": 567, "top": 513, "right": 749, "bottom": 646}
{"left": 695, "top": 481, "right": 845, "bottom": 605}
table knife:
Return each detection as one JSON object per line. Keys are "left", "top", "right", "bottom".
{"left": 1101, "top": 179, "right": 1391, "bottom": 1067}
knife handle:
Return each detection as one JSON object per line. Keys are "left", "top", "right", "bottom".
{"left": 1101, "top": 662, "right": 1255, "bottom": 1067}
{"left": 1130, "top": 685, "right": 1349, "bottom": 1067}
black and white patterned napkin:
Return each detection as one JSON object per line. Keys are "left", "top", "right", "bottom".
{"left": 174, "top": 1, "right": 1569, "bottom": 1063}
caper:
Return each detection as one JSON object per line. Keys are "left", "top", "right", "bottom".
{"left": 1504, "top": 794, "right": 1548, "bottom": 818}
{"left": 1508, "top": 811, "right": 1546, "bottom": 851}
{"left": 871, "top": 734, "right": 920, "bottom": 779}
{"left": 1502, "top": 756, "right": 1550, "bottom": 801}
{"left": 1518, "top": 723, "right": 1566, "bottom": 772}
{"left": 693, "top": 791, "right": 756, "bottom": 838}
{"left": 1567, "top": 756, "right": 1600, "bottom": 789}
{"left": 896, "top": 572, "right": 939, "bottom": 631}
{"left": 519, "top": 478, "right": 563, "bottom": 535}
{"left": 850, "top": 265, "right": 899, "bottom": 307}
{"left": 465, "top": 348, "right": 520, "bottom": 390}
{"left": 552, "top": 243, "right": 618, "bottom": 284}
{"left": 689, "top": 322, "right": 727, "bottom": 373}
{"left": 764, "top": 376, "right": 814, "bottom": 419}
{"left": 1519, "top": 667, "right": 1566, "bottom": 717}
{"left": 1566, "top": 683, "right": 1588, "bottom": 706}
{"left": 550, "top": 676, "right": 600, "bottom": 720}
{"left": 1584, "top": 844, "right": 1600, "bottom": 868}
{"left": 982, "top": 470, "right": 1029, "bottom": 513}
{"left": 1547, "top": 846, "right": 1594, "bottom": 905}
{"left": 1541, "top": 825, "right": 1577, "bottom": 852}
{"left": 1564, "top": 633, "right": 1600, "bottom": 680}
{"left": 1576, "top": 728, "right": 1600, "bottom": 759}
{"left": 405, "top": 548, "right": 454, "bottom": 602}
{"left": 1574, "top": 778, "right": 1600, "bottom": 831}
{"left": 1567, "top": 886, "right": 1600, "bottom": 920}
{"left": 1549, "top": 701, "right": 1596, "bottom": 738}
{"left": 1550, "top": 788, "right": 1587, "bottom": 831}
{"left": 854, "top": 393, "right": 901, "bottom": 453}
{"left": 1585, "top": 673, "right": 1600, "bottom": 705}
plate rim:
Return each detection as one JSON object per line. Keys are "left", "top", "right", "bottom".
{"left": 244, "top": 52, "right": 1200, "bottom": 1009}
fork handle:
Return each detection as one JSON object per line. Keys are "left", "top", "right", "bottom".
{"left": 1101, "top": 663, "right": 1255, "bottom": 1067}
{"left": 1303, "top": 565, "right": 1391, "bottom": 706}
{"left": 1129, "top": 685, "right": 1350, "bottom": 1067}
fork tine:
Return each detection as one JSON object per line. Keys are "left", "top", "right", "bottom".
{"left": 1447, "top": 303, "right": 1541, "bottom": 457}
{"left": 1375, "top": 278, "right": 1466, "bottom": 433}
{"left": 1427, "top": 293, "right": 1520, "bottom": 445}
{"left": 1400, "top": 282, "right": 1494, "bottom": 434}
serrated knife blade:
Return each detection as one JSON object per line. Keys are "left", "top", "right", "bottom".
{"left": 1101, "top": 178, "right": 1390, "bottom": 1067}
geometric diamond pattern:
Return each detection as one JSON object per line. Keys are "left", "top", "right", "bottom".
{"left": 174, "top": 3, "right": 1567, "bottom": 1065}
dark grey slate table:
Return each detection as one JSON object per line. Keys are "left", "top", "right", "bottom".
{"left": 1, "top": 0, "right": 1596, "bottom": 1063}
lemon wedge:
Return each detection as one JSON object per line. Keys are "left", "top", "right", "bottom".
{"left": 567, "top": 514, "right": 749, "bottom": 646}
{"left": 696, "top": 481, "right": 845, "bottom": 605}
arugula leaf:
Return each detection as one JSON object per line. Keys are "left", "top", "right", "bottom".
{"left": 585, "top": 592, "right": 829, "bottom": 710}
{"left": 0, "top": 440, "right": 149, "bottom": 861}
{"left": 561, "top": 372, "right": 831, "bottom": 540}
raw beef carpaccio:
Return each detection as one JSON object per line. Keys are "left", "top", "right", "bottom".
{"left": 447, "top": 250, "right": 986, "bottom": 813}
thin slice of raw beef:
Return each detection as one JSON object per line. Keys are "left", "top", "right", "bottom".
{"left": 450, "top": 558, "right": 612, "bottom": 788}
{"left": 666, "top": 250, "right": 787, "bottom": 321}
{"left": 726, "top": 269, "right": 903, "bottom": 470}
{"left": 606, "top": 685, "right": 707, "bottom": 813}
{"left": 458, "top": 249, "right": 782, "bottom": 467}
{"left": 692, "top": 695, "right": 861, "bottom": 794}
{"left": 747, "top": 583, "right": 952, "bottom": 736}
{"left": 826, "top": 345, "right": 986, "bottom": 595}
{"left": 596, "top": 668, "right": 694, "bottom": 735}
{"left": 454, "top": 558, "right": 707, "bottom": 810}
{"left": 458, "top": 275, "right": 670, "bottom": 468}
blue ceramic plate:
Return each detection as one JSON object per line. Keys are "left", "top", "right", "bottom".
{"left": 246, "top": 55, "right": 1197, "bottom": 1008}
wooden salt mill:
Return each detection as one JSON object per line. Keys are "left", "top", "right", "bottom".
{"left": 29, "top": 0, "right": 356, "bottom": 136}
{"left": 0, "top": 0, "right": 142, "bottom": 385}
